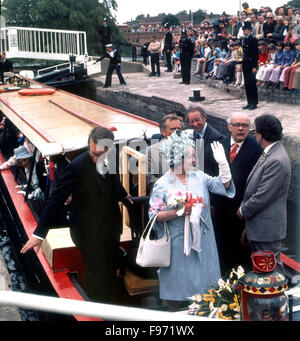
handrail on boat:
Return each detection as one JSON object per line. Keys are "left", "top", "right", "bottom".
{"left": 48, "top": 99, "right": 117, "bottom": 132}
{"left": 0, "top": 291, "right": 216, "bottom": 321}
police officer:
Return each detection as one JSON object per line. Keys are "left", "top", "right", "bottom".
{"left": 179, "top": 28, "right": 195, "bottom": 85}
{"left": 164, "top": 23, "right": 173, "bottom": 72}
{"left": 98, "top": 18, "right": 112, "bottom": 54}
{"left": 242, "top": 21, "right": 259, "bottom": 110}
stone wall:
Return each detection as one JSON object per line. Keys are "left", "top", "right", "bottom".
{"left": 205, "top": 77, "right": 300, "bottom": 105}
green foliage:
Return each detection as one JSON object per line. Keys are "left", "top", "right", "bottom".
{"left": 1, "top": 0, "right": 127, "bottom": 56}
{"left": 192, "top": 9, "right": 207, "bottom": 24}
{"left": 161, "top": 14, "right": 181, "bottom": 27}
{"left": 287, "top": 0, "right": 300, "bottom": 8}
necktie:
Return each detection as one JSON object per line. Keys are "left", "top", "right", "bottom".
{"left": 230, "top": 143, "right": 239, "bottom": 164}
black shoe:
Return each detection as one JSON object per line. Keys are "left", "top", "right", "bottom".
{"left": 149, "top": 73, "right": 156, "bottom": 77}
{"left": 165, "top": 70, "right": 172, "bottom": 72}
{"left": 157, "top": 74, "right": 160, "bottom": 77}
{"left": 243, "top": 104, "right": 251, "bottom": 110}
{"left": 103, "top": 85, "right": 110, "bottom": 88}
{"left": 248, "top": 104, "right": 257, "bottom": 110}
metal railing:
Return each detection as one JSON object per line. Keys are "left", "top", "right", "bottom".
{"left": 0, "top": 289, "right": 299, "bottom": 320}
{"left": 0, "top": 291, "right": 216, "bottom": 321}
{"left": 1, "top": 26, "right": 88, "bottom": 62}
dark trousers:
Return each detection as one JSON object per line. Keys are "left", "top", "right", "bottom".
{"left": 80, "top": 237, "right": 120, "bottom": 303}
{"left": 105, "top": 64, "right": 126, "bottom": 87}
{"left": 142, "top": 54, "right": 148, "bottom": 66}
{"left": 225, "top": 61, "right": 238, "bottom": 82}
{"left": 150, "top": 53, "right": 160, "bottom": 75}
{"left": 180, "top": 56, "right": 192, "bottom": 84}
{"left": 165, "top": 50, "right": 172, "bottom": 71}
{"left": 243, "top": 69, "right": 258, "bottom": 105}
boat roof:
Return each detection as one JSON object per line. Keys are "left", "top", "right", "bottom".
{"left": 0, "top": 78, "right": 159, "bottom": 157}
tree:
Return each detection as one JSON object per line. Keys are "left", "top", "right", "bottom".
{"left": 192, "top": 9, "right": 207, "bottom": 24}
{"left": 161, "top": 14, "right": 181, "bottom": 27}
{"left": 287, "top": 0, "right": 300, "bottom": 8}
{"left": 1, "top": 0, "right": 127, "bottom": 55}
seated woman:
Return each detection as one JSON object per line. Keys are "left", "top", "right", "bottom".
{"left": 255, "top": 40, "right": 269, "bottom": 86}
{"left": 268, "top": 42, "right": 295, "bottom": 88}
{"left": 149, "top": 131, "right": 235, "bottom": 311}
{"left": 0, "top": 137, "right": 34, "bottom": 170}
{"left": 14, "top": 145, "right": 47, "bottom": 202}
{"left": 257, "top": 43, "right": 276, "bottom": 87}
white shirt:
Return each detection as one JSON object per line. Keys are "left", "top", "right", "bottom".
{"left": 230, "top": 137, "right": 245, "bottom": 154}
{"left": 264, "top": 141, "right": 279, "bottom": 156}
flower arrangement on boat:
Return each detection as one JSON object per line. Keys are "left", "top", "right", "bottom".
{"left": 188, "top": 266, "right": 245, "bottom": 320}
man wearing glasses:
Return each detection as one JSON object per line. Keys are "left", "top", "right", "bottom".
{"left": 214, "top": 113, "right": 262, "bottom": 274}
{"left": 263, "top": 13, "right": 276, "bottom": 41}
{"left": 21, "top": 127, "right": 132, "bottom": 304}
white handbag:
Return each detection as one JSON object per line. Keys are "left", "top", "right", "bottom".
{"left": 136, "top": 214, "right": 171, "bottom": 268}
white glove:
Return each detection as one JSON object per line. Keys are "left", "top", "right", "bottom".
{"left": 211, "top": 141, "right": 231, "bottom": 183}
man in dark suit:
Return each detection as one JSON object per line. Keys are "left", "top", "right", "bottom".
{"left": 97, "top": 18, "right": 112, "bottom": 54}
{"left": 0, "top": 52, "right": 13, "bottom": 83}
{"left": 242, "top": 21, "right": 259, "bottom": 110}
{"left": 21, "top": 127, "right": 132, "bottom": 303}
{"left": 179, "top": 28, "right": 195, "bottom": 85}
{"left": 187, "top": 107, "right": 224, "bottom": 177}
{"left": 163, "top": 23, "right": 173, "bottom": 72}
{"left": 94, "top": 44, "right": 126, "bottom": 88}
{"left": 214, "top": 113, "right": 262, "bottom": 274}
{"left": 238, "top": 115, "right": 291, "bottom": 274}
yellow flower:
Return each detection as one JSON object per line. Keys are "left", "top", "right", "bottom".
{"left": 229, "top": 294, "right": 240, "bottom": 310}
{"left": 218, "top": 310, "right": 232, "bottom": 320}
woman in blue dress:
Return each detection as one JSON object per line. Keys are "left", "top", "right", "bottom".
{"left": 149, "top": 131, "right": 235, "bottom": 311}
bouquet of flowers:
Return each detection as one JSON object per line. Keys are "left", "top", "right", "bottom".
{"left": 188, "top": 266, "right": 245, "bottom": 320}
{"left": 167, "top": 191, "right": 206, "bottom": 217}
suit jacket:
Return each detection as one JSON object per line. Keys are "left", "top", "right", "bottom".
{"left": 34, "top": 152, "right": 128, "bottom": 250}
{"left": 193, "top": 124, "right": 224, "bottom": 177}
{"left": 241, "top": 142, "right": 291, "bottom": 242}
{"left": 242, "top": 34, "right": 259, "bottom": 71}
{"left": 98, "top": 25, "right": 112, "bottom": 45}
{"left": 0, "top": 59, "right": 13, "bottom": 73}
{"left": 164, "top": 31, "right": 173, "bottom": 50}
{"left": 214, "top": 135, "right": 262, "bottom": 227}
{"left": 145, "top": 140, "right": 169, "bottom": 194}
{"left": 223, "top": 135, "right": 262, "bottom": 203}
{"left": 179, "top": 37, "right": 194, "bottom": 59}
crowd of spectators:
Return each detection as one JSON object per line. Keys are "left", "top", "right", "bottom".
{"left": 141, "top": 3, "right": 300, "bottom": 92}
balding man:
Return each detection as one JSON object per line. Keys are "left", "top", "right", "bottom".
{"left": 214, "top": 113, "right": 262, "bottom": 273}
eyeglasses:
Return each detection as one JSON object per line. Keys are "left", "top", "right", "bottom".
{"left": 230, "top": 123, "right": 250, "bottom": 128}
{"left": 267, "top": 17, "right": 273, "bottom": 19}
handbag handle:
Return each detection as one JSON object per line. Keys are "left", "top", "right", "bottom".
{"left": 142, "top": 214, "right": 170, "bottom": 242}
{"left": 141, "top": 214, "right": 158, "bottom": 239}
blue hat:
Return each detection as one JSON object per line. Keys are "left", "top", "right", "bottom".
{"left": 14, "top": 146, "right": 33, "bottom": 160}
